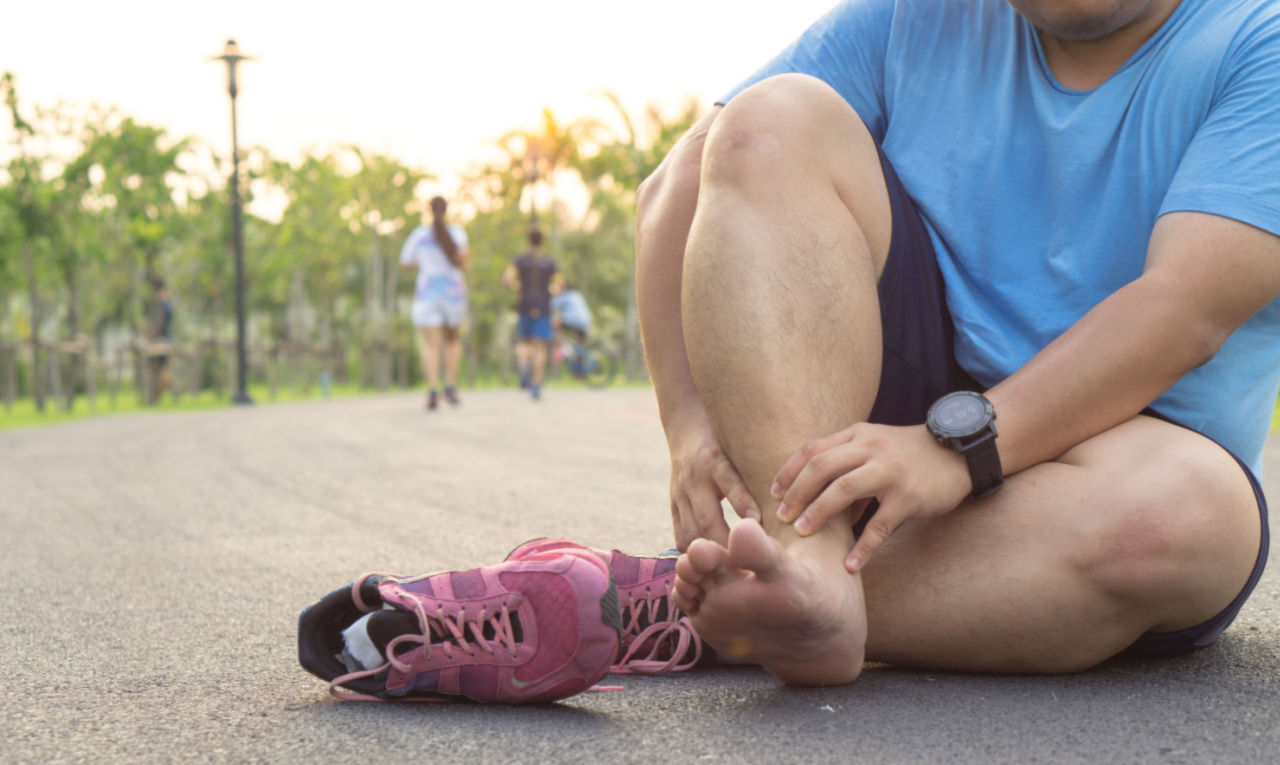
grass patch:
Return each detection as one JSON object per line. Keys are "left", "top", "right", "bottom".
{"left": 0, "top": 374, "right": 651, "bottom": 431}
{"left": 0, "top": 383, "right": 366, "bottom": 431}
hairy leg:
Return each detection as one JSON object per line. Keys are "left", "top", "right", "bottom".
{"left": 860, "top": 415, "right": 1261, "bottom": 672}
{"left": 673, "top": 74, "right": 893, "bottom": 684}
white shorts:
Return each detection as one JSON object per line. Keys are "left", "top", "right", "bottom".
{"left": 412, "top": 297, "right": 467, "bottom": 328}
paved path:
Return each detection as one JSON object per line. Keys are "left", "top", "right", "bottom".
{"left": 2, "top": 389, "right": 1278, "bottom": 763}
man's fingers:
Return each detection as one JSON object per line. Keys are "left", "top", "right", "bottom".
{"left": 778, "top": 446, "right": 868, "bottom": 524}
{"left": 688, "top": 484, "right": 731, "bottom": 546}
{"left": 845, "top": 502, "right": 905, "bottom": 572}
{"left": 712, "top": 461, "right": 760, "bottom": 521}
{"left": 771, "top": 426, "right": 858, "bottom": 498}
{"left": 791, "top": 462, "right": 882, "bottom": 535}
{"left": 672, "top": 497, "right": 698, "bottom": 552}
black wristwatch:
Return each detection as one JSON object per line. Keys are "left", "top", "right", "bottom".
{"left": 926, "top": 391, "right": 1003, "bottom": 499}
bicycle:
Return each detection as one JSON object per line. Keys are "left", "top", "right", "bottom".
{"left": 549, "top": 331, "right": 617, "bottom": 388}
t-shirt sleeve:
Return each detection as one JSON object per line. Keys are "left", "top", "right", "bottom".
{"left": 717, "top": 0, "right": 894, "bottom": 138}
{"left": 1159, "top": 18, "right": 1280, "bottom": 237}
{"left": 399, "top": 227, "right": 420, "bottom": 265}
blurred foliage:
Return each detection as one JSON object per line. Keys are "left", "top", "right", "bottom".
{"left": 0, "top": 70, "right": 702, "bottom": 407}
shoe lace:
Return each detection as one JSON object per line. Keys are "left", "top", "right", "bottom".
{"left": 328, "top": 573, "right": 520, "bottom": 702}
{"left": 610, "top": 582, "right": 701, "bottom": 675}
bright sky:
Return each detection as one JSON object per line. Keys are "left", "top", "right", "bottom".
{"left": 4, "top": 0, "right": 837, "bottom": 193}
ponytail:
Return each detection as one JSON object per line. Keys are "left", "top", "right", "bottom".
{"left": 429, "top": 196, "right": 461, "bottom": 266}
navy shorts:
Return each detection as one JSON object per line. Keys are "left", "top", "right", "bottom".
{"left": 867, "top": 143, "right": 1270, "bottom": 655}
{"left": 518, "top": 313, "right": 553, "bottom": 341}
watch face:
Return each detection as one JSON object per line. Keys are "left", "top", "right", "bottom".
{"left": 933, "top": 393, "right": 989, "bottom": 434}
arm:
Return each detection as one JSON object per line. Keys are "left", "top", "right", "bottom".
{"left": 452, "top": 245, "right": 471, "bottom": 272}
{"left": 637, "top": 106, "right": 761, "bottom": 550}
{"left": 503, "top": 264, "right": 519, "bottom": 292}
{"left": 398, "top": 227, "right": 419, "bottom": 271}
{"left": 989, "top": 213, "right": 1280, "bottom": 475}
{"left": 775, "top": 212, "right": 1280, "bottom": 569}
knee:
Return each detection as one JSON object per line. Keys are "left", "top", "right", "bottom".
{"left": 701, "top": 74, "right": 865, "bottom": 188}
{"left": 636, "top": 115, "right": 714, "bottom": 250}
{"left": 1077, "top": 435, "right": 1255, "bottom": 608}
{"left": 634, "top": 113, "right": 716, "bottom": 281}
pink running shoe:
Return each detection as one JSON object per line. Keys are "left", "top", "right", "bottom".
{"left": 298, "top": 550, "right": 621, "bottom": 704}
{"left": 506, "top": 538, "right": 706, "bottom": 675}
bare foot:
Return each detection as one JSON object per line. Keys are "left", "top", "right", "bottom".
{"left": 673, "top": 519, "right": 866, "bottom": 685}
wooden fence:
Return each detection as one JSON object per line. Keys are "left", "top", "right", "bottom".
{"left": 0, "top": 337, "right": 422, "bottom": 413}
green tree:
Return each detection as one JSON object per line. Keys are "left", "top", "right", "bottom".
{"left": 571, "top": 94, "right": 702, "bottom": 378}
{"left": 342, "top": 147, "right": 432, "bottom": 387}
{"left": 71, "top": 115, "right": 189, "bottom": 333}
{"left": 3, "top": 72, "right": 58, "bottom": 410}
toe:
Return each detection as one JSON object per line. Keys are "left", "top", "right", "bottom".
{"left": 674, "top": 576, "right": 702, "bottom": 603}
{"left": 672, "top": 578, "right": 702, "bottom": 615}
{"left": 685, "top": 538, "right": 733, "bottom": 582}
{"left": 675, "top": 551, "right": 704, "bottom": 585}
{"left": 727, "top": 519, "right": 787, "bottom": 583}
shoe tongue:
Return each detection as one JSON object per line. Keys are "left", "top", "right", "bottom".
{"left": 366, "top": 610, "right": 422, "bottom": 654}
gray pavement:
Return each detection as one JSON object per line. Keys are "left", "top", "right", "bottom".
{"left": 2, "top": 388, "right": 1278, "bottom": 764}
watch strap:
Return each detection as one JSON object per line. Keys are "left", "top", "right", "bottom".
{"left": 956, "top": 430, "right": 1003, "bottom": 499}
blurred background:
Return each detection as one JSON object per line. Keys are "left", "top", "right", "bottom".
{"left": 0, "top": 0, "right": 836, "bottom": 423}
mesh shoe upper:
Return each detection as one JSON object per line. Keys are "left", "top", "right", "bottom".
{"left": 506, "top": 538, "right": 706, "bottom": 675}
{"left": 298, "top": 550, "right": 621, "bottom": 704}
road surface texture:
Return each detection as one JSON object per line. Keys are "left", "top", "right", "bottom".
{"left": 3, "top": 388, "right": 1278, "bottom": 763}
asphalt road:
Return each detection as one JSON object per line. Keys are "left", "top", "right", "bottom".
{"left": 2, "top": 388, "right": 1278, "bottom": 764}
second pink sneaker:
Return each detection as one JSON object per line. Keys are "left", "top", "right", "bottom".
{"left": 507, "top": 538, "right": 706, "bottom": 675}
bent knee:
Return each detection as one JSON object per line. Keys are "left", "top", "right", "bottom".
{"left": 637, "top": 119, "right": 713, "bottom": 219}
{"left": 703, "top": 74, "right": 875, "bottom": 188}
{"left": 1074, "top": 422, "right": 1259, "bottom": 623}
{"left": 635, "top": 110, "right": 719, "bottom": 267}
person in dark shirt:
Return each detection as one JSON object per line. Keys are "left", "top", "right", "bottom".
{"left": 146, "top": 277, "right": 174, "bottom": 404}
{"left": 503, "top": 228, "right": 562, "bottom": 401}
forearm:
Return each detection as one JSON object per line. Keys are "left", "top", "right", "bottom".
{"left": 988, "top": 212, "right": 1280, "bottom": 476}
{"left": 636, "top": 126, "right": 714, "bottom": 444}
{"left": 988, "top": 274, "right": 1222, "bottom": 476}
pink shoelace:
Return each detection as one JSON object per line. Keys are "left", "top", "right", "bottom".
{"left": 610, "top": 581, "right": 702, "bottom": 675}
{"left": 328, "top": 573, "right": 520, "bottom": 702}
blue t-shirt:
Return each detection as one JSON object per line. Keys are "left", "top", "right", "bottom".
{"left": 724, "top": 0, "right": 1280, "bottom": 473}
{"left": 551, "top": 290, "right": 593, "bottom": 332}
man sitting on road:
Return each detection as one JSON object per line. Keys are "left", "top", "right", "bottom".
{"left": 637, "top": 0, "right": 1280, "bottom": 684}
{"left": 300, "top": 0, "right": 1280, "bottom": 704}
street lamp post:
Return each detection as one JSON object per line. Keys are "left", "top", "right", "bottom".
{"left": 211, "top": 39, "right": 254, "bottom": 405}
{"left": 525, "top": 147, "right": 541, "bottom": 227}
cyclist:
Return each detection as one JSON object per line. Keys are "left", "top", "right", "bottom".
{"left": 552, "top": 283, "right": 593, "bottom": 377}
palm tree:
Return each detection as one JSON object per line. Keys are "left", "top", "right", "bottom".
{"left": 497, "top": 107, "right": 581, "bottom": 231}
{"left": 573, "top": 93, "right": 703, "bottom": 380}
